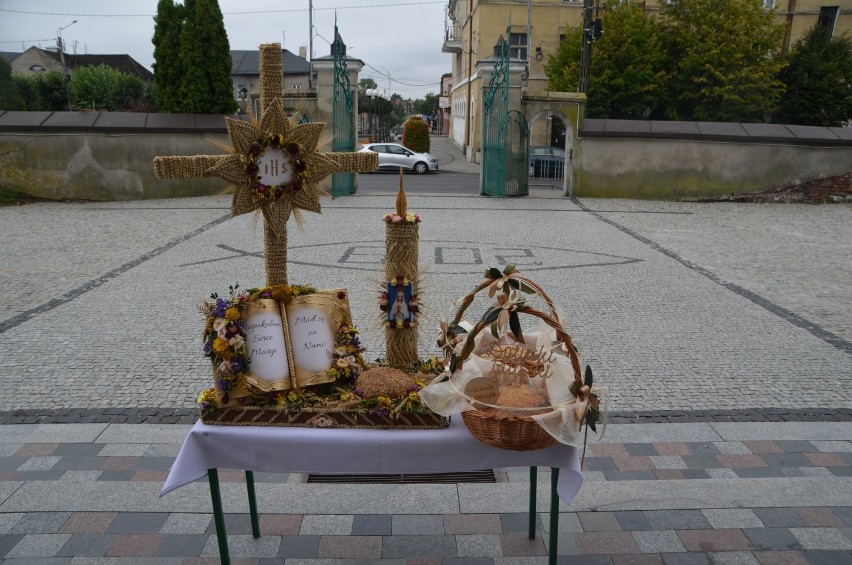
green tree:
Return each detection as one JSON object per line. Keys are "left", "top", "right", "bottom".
{"left": 0, "top": 56, "right": 26, "bottom": 111}
{"left": 661, "top": 0, "right": 787, "bottom": 122}
{"left": 359, "top": 78, "right": 378, "bottom": 91}
{"left": 589, "top": 1, "right": 666, "bottom": 118}
{"left": 178, "top": 0, "right": 209, "bottom": 113}
{"left": 545, "top": 1, "right": 666, "bottom": 119}
{"left": 192, "top": 0, "right": 236, "bottom": 114}
{"left": 775, "top": 25, "right": 852, "bottom": 126}
{"left": 179, "top": 0, "right": 237, "bottom": 114}
{"left": 152, "top": 0, "right": 184, "bottom": 112}
{"left": 544, "top": 27, "right": 582, "bottom": 93}
{"left": 413, "top": 92, "right": 438, "bottom": 116}
{"left": 69, "top": 65, "right": 145, "bottom": 111}
{"left": 13, "top": 71, "right": 66, "bottom": 111}
{"left": 154, "top": 0, "right": 235, "bottom": 114}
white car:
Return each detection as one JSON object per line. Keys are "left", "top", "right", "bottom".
{"left": 358, "top": 143, "right": 438, "bottom": 174}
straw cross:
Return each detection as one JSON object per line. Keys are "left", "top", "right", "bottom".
{"left": 153, "top": 43, "right": 376, "bottom": 286}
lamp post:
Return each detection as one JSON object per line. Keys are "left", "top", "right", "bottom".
{"left": 379, "top": 92, "right": 390, "bottom": 143}
{"left": 57, "top": 20, "right": 77, "bottom": 111}
{"left": 365, "top": 88, "right": 378, "bottom": 141}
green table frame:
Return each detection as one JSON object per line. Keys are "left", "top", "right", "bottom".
{"left": 207, "top": 466, "right": 561, "bottom": 564}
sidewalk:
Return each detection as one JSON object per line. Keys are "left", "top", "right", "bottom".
{"left": 429, "top": 135, "right": 481, "bottom": 175}
{"left": 0, "top": 421, "right": 850, "bottom": 563}
{"left": 0, "top": 186, "right": 849, "bottom": 562}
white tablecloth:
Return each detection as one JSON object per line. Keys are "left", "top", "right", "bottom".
{"left": 161, "top": 418, "right": 583, "bottom": 503}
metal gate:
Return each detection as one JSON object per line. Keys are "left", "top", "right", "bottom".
{"left": 331, "top": 24, "right": 356, "bottom": 198}
{"left": 481, "top": 33, "right": 529, "bottom": 197}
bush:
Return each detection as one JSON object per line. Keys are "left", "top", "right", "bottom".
{"left": 14, "top": 71, "right": 67, "bottom": 111}
{"left": 403, "top": 117, "right": 430, "bottom": 153}
{"left": 0, "top": 56, "right": 26, "bottom": 111}
{"left": 70, "top": 65, "right": 145, "bottom": 111}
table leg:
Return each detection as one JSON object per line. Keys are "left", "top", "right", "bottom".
{"left": 245, "top": 470, "right": 260, "bottom": 538}
{"left": 528, "top": 466, "right": 537, "bottom": 539}
{"left": 207, "top": 468, "right": 230, "bottom": 565}
{"left": 549, "top": 467, "right": 560, "bottom": 565}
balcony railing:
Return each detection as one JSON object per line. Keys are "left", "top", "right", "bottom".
{"left": 443, "top": 24, "right": 462, "bottom": 53}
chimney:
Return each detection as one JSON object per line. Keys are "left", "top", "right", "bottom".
{"left": 298, "top": 46, "right": 306, "bottom": 59}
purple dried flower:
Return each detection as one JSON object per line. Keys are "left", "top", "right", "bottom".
{"left": 212, "top": 298, "right": 228, "bottom": 317}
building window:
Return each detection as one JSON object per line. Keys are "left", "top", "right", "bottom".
{"left": 762, "top": 0, "right": 776, "bottom": 8}
{"left": 509, "top": 32, "right": 527, "bottom": 61}
{"left": 818, "top": 6, "right": 839, "bottom": 37}
{"left": 291, "top": 83, "right": 302, "bottom": 90}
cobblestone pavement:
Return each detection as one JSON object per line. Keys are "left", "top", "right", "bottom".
{"left": 578, "top": 199, "right": 852, "bottom": 345}
{"left": 0, "top": 421, "right": 850, "bottom": 563}
{"left": 0, "top": 193, "right": 850, "bottom": 412}
{"left": 1, "top": 185, "right": 851, "bottom": 565}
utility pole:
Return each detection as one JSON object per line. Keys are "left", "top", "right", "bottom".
{"left": 578, "top": 0, "right": 593, "bottom": 95}
{"left": 578, "top": 0, "right": 602, "bottom": 96}
{"left": 57, "top": 20, "right": 77, "bottom": 111}
{"left": 308, "top": 0, "right": 313, "bottom": 89}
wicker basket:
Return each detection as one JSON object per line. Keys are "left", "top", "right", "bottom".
{"left": 446, "top": 272, "right": 583, "bottom": 451}
{"left": 461, "top": 409, "right": 557, "bottom": 451}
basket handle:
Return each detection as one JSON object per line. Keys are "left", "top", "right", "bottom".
{"left": 450, "top": 273, "right": 560, "bottom": 327}
{"left": 454, "top": 305, "right": 583, "bottom": 389}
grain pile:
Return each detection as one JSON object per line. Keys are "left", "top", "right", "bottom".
{"left": 355, "top": 367, "right": 416, "bottom": 398}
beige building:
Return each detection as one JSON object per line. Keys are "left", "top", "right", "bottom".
{"left": 444, "top": 0, "right": 852, "bottom": 159}
{"left": 6, "top": 46, "right": 153, "bottom": 80}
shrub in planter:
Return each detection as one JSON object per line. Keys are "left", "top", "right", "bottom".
{"left": 403, "top": 117, "right": 430, "bottom": 153}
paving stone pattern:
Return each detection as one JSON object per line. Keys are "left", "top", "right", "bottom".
{"left": 0, "top": 194, "right": 850, "bottom": 412}
{"left": 0, "top": 155, "right": 849, "bottom": 563}
{"left": 1, "top": 433, "right": 850, "bottom": 562}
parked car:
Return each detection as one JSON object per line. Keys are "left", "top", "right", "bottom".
{"left": 358, "top": 143, "right": 438, "bottom": 174}
{"left": 529, "top": 146, "right": 565, "bottom": 178}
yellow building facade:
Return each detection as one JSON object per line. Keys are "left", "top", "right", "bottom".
{"left": 444, "top": 0, "right": 852, "bottom": 159}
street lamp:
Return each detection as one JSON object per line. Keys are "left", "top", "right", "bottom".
{"left": 365, "top": 88, "right": 378, "bottom": 142}
{"left": 381, "top": 90, "right": 390, "bottom": 142}
{"left": 57, "top": 20, "right": 77, "bottom": 111}
{"left": 377, "top": 90, "right": 386, "bottom": 142}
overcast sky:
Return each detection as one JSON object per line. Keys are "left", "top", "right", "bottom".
{"left": 0, "top": 0, "right": 449, "bottom": 100}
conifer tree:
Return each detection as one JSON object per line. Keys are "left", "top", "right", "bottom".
{"left": 154, "top": 0, "right": 235, "bottom": 114}
{"left": 194, "top": 0, "right": 236, "bottom": 114}
{"left": 177, "top": 0, "right": 208, "bottom": 113}
{"left": 152, "top": 0, "right": 184, "bottom": 113}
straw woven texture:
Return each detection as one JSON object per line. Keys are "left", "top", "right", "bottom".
{"left": 259, "top": 43, "right": 284, "bottom": 113}
{"left": 153, "top": 155, "right": 223, "bottom": 179}
{"left": 385, "top": 222, "right": 419, "bottom": 369}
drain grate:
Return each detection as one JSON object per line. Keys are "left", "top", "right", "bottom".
{"left": 306, "top": 470, "right": 496, "bottom": 484}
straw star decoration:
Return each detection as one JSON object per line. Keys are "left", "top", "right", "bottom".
{"left": 209, "top": 102, "right": 339, "bottom": 230}
{"left": 152, "top": 42, "right": 377, "bottom": 286}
